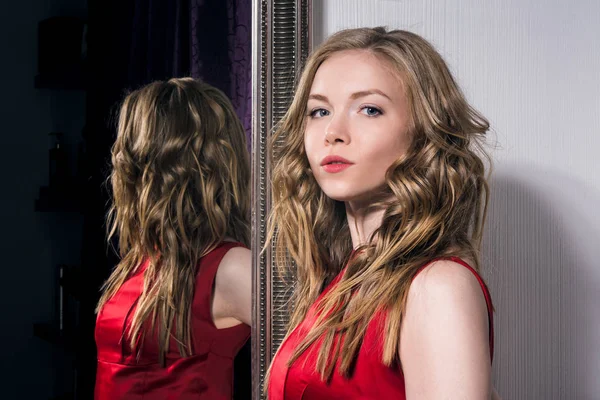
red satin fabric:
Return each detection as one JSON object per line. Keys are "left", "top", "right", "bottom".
{"left": 95, "top": 242, "right": 250, "bottom": 400}
{"left": 268, "top": 257, "right": 494, "bottom": 400}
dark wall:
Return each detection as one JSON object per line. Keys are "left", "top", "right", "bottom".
{"left": 0, "top": 0, "right": 87, "bottom": 399}
{"left": 0, "top": 1, "right": 251, "bottom": 398}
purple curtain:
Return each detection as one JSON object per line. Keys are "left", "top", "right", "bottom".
{"left": 129, "top": 0, "right": 252, "bottom": 144}
{"left": 224, "top": 0, "right": 252, "bottom": 143}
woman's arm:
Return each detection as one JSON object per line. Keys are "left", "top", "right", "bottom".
{"left": 212, "top": 246, "right": 252, "bottom": 327}
{"left": 399, "top": 259, "right": 492, "bottom": 399}
{"left": 492, "top": 388, "right": 502, "bottom": 400}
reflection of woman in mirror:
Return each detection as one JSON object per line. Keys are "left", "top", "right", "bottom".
{"left": 94, "top": 78, "right": 252, "bottom": 400}
{"left": 267, "top": 28, "right": 499, "bottom": 399}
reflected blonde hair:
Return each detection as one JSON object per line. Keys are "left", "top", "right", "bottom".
{"left": 97, "top": 78, "right": 250, "bottom": 365}
{"left": 267, "top": 27, "right": 490, "bottom": 380}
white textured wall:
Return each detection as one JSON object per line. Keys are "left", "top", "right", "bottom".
{"left": 312, "top": 1, "right": 600, "bottom": 399}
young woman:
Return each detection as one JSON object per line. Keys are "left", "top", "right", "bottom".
{"left": 266, "top": 27, "right": 499, "bottom": 399}
{"left": 94, "top": 78, "right": 252, "bottom": 400}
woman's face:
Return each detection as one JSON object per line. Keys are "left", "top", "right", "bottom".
{"left": 304, "top": 49, "right": 412, "bottom": 206}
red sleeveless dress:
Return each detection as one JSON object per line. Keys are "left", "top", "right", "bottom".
{"left": 94, "top": 242, "right": 250, "bottom": 400}
{"left": 268, "top": 257, "right": 494, "bottom": 400}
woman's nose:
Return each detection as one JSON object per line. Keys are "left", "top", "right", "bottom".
{"left": 324, "top": 115, "right": 350, "bottom": 145}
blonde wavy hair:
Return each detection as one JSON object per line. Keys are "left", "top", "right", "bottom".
{"left": 97, "top": 77, "right": 250, "bottom": 366}
{"left": 267, "top": 27, "right": 491, "bottom": 380}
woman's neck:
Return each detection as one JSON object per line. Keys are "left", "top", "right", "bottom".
{"left": 345, "top": 200, "right": 387, "bottom": 249}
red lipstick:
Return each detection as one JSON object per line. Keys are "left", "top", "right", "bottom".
{"left": 320, "top": 155, "right": 354, "bottom": 173}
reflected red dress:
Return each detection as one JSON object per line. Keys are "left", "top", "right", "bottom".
{"left": 95, "top": 242, "right": 250, "bottom": 400}
{"left": 268, "top": 257, "right": 494, "bottom": 400}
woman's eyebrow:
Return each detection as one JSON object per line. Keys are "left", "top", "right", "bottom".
{"left": 308, "top": 89, "right": 391, "bottom": 102}
{"left": 350, "top": 89, "right": 391, "bottom": 100}
{"left": 308, "top": 93, "right": 329, "bottom": 102}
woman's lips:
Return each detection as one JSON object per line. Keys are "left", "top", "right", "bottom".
{"left": 320, "top": 155, "right": 354, "bottom": 173}
{"left": 322, "top": 163, "right": 352, "bottom": 173}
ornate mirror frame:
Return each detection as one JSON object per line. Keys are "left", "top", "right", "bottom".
{"left": 251, "top": 1, "right": 312, "bottom": 398}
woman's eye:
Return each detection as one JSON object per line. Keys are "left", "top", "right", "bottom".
{"left": 309, "top": 108, "right": 330, "bottom": 118}
{"left": 361, "top": 106, "right": 382, "bottom": 117}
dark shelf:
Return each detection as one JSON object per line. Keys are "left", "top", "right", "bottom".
{"left": 35, "top": 199, "right": 82, "bottom": 213}
{"left": 33, "top": 322, "right": 76, "bottom": 352}
{"left": 50, "top": 394, "right": 74, "bottom": 400}
{"left": 35, "top": 185, "right": 83, "bottom": 213}
{"left": 59, "top": 267, "right": 88, "bottom": 301}
{"left": 35, "top": 71, "right": 87, "bottom": 90}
